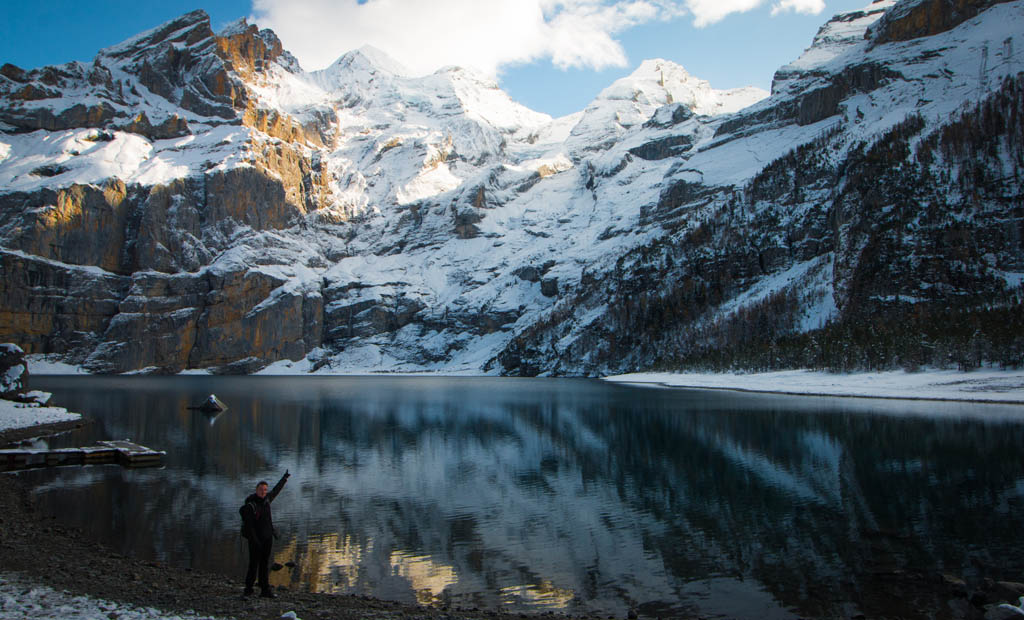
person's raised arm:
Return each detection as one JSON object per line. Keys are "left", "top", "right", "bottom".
{"left": 268, "top": 469, "right": 290, "bottom": 503}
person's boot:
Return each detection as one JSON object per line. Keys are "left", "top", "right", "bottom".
{"left": 243, "top": 587, "right": 254, "bottom": 596}
{"left": 260, "top": 588, "right": 276, "bottom": 599}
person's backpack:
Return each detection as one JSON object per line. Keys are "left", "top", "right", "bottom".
{"left": 239, "top": 500, "right": 255, "bottom": 539}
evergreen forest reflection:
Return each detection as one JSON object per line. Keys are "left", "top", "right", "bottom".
{"left": 21, "top": 376, "right": 1024, "bottom": 619}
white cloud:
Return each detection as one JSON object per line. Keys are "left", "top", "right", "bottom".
{"left": 250, "top": 0, "right": 673, "bottom": 77}
{"left": 684, "top": 0, "right": 826, "bottom": 26}
{"left": 770, "top": 0, "right": 827, "bottom": 16}
{"left": 684, "top": 0, "right": 762, "bottom": 27}
{"left": 249, "top": 0, "right": 828, "bottom": 76}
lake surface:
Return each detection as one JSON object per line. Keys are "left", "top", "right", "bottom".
{"left": 17, "top": 376, "right": 1024, "bottom": 618}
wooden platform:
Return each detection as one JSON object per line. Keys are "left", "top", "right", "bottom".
{"left": 0, "top": 440, "right": 165, "bottom": 471}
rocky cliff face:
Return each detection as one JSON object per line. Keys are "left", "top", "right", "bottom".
{"left": 1, "top": 0, "right": 1022, "bottom": 375}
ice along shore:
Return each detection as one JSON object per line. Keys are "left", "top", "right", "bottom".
{"left": 604, "top": 368, "right": 1024, "bottom": 405}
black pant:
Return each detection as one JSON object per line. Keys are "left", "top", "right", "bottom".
{"left": 245, "top": 538, "right": 272, "bottom": 592}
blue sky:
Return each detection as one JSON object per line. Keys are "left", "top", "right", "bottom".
{"left": 0, "top": 0, "right": 872, "bottom": 118}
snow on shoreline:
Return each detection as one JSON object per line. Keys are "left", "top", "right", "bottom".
{"left": 0, "top": 572, "right": 230, "bottom": 620}
{"left": 604, "top": 368, "right": 1024, "bottom": 404}
{"left": 0, "top": 397, "right": 80, "bottom": 433}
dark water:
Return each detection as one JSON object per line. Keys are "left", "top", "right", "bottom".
{"left": 15, "top": 376, "right": 1024, "bottom": 618}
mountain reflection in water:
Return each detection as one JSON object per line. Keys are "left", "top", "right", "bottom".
{"left": 22, "top": 376, "right": 1024, "bottom": 619}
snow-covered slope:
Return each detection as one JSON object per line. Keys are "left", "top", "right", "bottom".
{"left": 1, "top": 0, "right": 1022, "bottom": 376}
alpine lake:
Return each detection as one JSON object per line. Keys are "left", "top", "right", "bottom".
{"left": 17, "top": 375, "right": 1024, "bottom": 619}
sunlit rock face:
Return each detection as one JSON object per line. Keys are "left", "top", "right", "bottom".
{"left": 1, "top": 0, "right": 1023, "bottom": 375}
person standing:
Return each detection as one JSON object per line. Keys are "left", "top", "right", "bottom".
{"left": 240, "top": 470, "right": 290, "bottom": 597}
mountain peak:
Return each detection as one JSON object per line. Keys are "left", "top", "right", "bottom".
{"left": 218, "top": 17, "right": 252, "bottom": 38}
{"left": 99, "top": 9, "right": 213, "bottom": 62}
{"left": 594, "top": 58, "right": 766, "bottom": 117}
{"left": 329, "top": 45, "right": 410, "bottom": 77}
{"left": 215, "top": 17, "right": 302, "bottom": 74}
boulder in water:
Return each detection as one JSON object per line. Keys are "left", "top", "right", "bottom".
{"left": 197, "top": 394, "right": 227, "bottom": 413}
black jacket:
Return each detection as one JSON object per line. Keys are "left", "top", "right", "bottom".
{"left": 241, "top": 472, "right": 289, "bottom": 544}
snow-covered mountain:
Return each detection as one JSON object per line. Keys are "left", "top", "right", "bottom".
{"left": 1, "top": 0, "right": 1022, "bottom": 375}
{"left": 564, "top": 58, "right": 767, "bottom": 157}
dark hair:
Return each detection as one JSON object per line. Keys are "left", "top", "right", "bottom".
{"left": 256, "top": 480, "right": 269, "bottom": 488}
